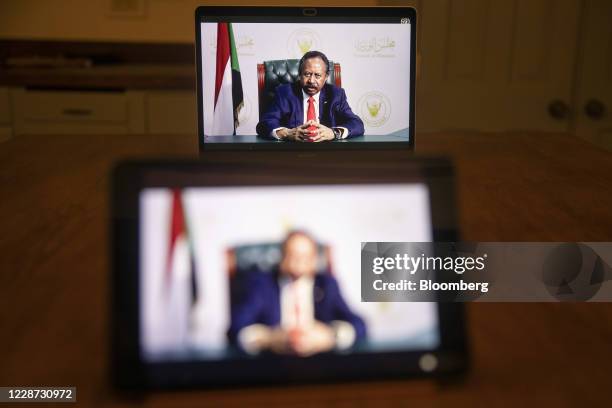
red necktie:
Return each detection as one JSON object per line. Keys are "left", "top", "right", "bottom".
{"left": 292, "top": 282, "right": 302, "bottom": 328}
{"left": 289, "top": 282, "right": 304, "bottom": 342}
{"left": 306, "top": 96, "right": 316, "bottom": 141}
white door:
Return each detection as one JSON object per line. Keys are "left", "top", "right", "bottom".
{"left": 574, "top": 0, "right": 612, "bottom": 151}
{"left": 411, "top": 0, "right": 580, "bottom": 132}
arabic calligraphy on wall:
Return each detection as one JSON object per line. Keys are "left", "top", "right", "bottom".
{"left": 208, "top": 35, "right": 256, "bottom": 56}
{"left": 354, "top": 37, "right": 396, "bottom": 58}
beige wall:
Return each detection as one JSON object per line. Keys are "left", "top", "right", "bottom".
{"left": 0, "top": 0, "right": 379, "bottom": 43}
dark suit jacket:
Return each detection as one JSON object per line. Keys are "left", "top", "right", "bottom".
{"left": 227, "top": 269, "right": 367, "bottom": 347}
{"left": 256, "top": 83, "right": 365, "bottom": 138}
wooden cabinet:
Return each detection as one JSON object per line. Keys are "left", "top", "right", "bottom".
{"left": 5, "top": 88, "right": 196, "bottom": 137}
{"left": 11, "top": 88, "right": 144, "bottom": 135}
{"left": 385, "top": 0, "right": 611, "bottom": 151}
{"left": 414, "top": 0, "right": 580, "bottom": 133}
{"left": 574, "top": 0, "right": 612, "bottom": 151}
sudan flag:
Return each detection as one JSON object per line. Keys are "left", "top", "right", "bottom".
{"left": 212, "top": 22, "right": 243, "bottom": 136}
{"left": 166, "top": 189, "right": 198, "bottom": 308}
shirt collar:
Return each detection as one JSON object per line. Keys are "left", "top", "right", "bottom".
{"left": 302, "top": 89, "right": 320, "bottom": 103}
{"left": 279, "top": 274, "right": 315, "bottom": 289}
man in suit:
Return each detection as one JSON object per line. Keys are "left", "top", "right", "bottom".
{"left": 228, "top": 231, "right": 367, "bottom": 356}
{"left": 256, "top": 51, "right": 365, "bottom": 142}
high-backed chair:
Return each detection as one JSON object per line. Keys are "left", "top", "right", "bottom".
{"left": 257, "top": 59, "right": 342, "bottom": 120}
{"left": 226, "top": 241, "right": 333, "bottom": 279}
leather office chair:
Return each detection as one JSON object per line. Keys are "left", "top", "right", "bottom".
{"left": 227, "top": 241, "right": 333, "bottom": 278}
{"left": 257, "top": 59, "right": 342, "bottom": 119}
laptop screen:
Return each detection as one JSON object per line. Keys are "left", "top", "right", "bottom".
{"left": 196, "top": 7, "right": 416, "bottom": 148}
{"left": 139, "top": 184, "right": 438, "bottom": 362}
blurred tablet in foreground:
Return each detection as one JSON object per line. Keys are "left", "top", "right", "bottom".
{"left": 111, "top": 158, "right": 467, "bottom": 389}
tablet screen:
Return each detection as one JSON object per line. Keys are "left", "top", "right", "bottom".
{"left": 196, "top": 7, "right": 415, "bottom": 148}
{"left": 139, "top": 184, "right": 439, "bottom": 362}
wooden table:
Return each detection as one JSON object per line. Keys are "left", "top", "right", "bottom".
{"left": 1, "top": 132, "right": 612, "bottom": 407}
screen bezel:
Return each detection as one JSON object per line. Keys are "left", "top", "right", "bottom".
{"left": 111, "top": 155, "right": 467, "bottom": 389}
{"left": 194, "top": 6, "right": 417, "bottom": 152}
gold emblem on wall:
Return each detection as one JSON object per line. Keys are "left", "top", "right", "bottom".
{"left": 287, "top": 28, "right": 321, "bottom": 58}
{"left": 358, "top": 91, "right": 392, "bottom": 127}
{"left": 367, "top": 100, "right": 382, "bottom": 117}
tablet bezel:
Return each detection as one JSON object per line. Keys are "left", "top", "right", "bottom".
{"left": 111, "top": 156, "right": 467, "bottom": 389}
{"left": 195, "top": 6, "right": 417, "bottom": 152}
